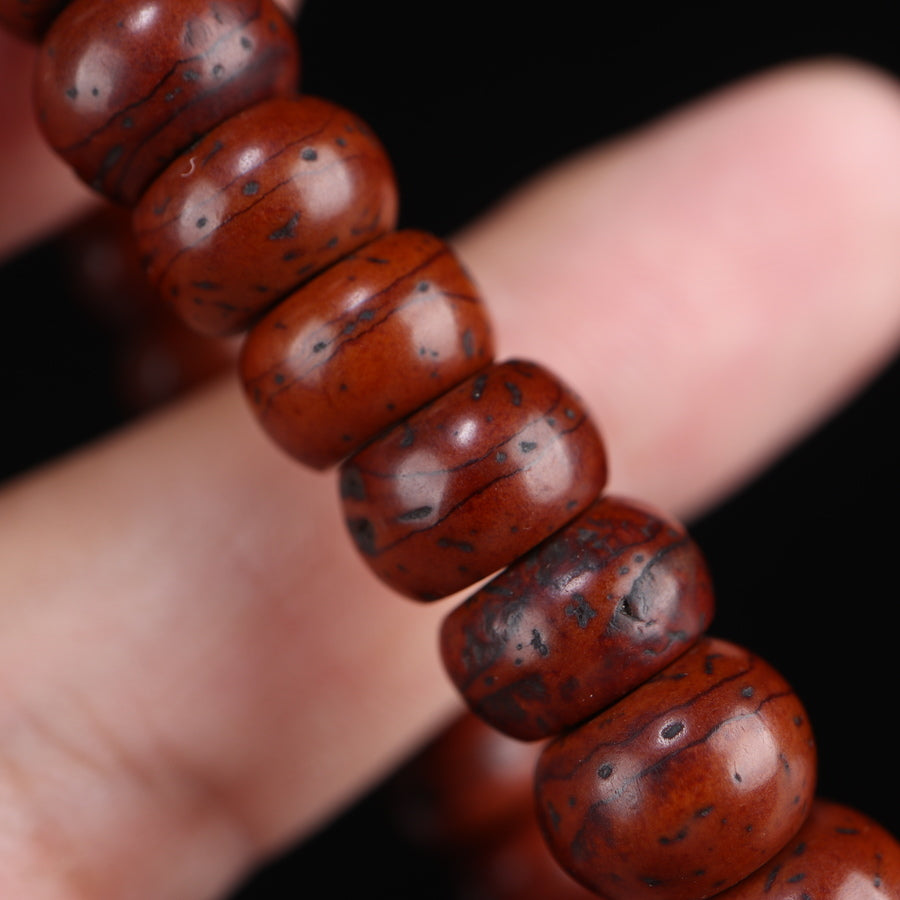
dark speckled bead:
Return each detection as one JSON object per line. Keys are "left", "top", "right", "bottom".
{"left": 0, "top": 0, "right": 69, "bottom": 41}
{"left": 34, "top": 0, "right": 299, "bottom": 205}
{"left": 339, "top": 359, "right": 607, "bottom": 601}
{"left": 534, "top": 636, "right": 816, "bottom": 900}
{"left": 440, "top": 495, "right": 715, "bottom": 740}
{"left": 717, "top": 799, "right": 900, "bottom": 899}
{"left": 133, "top": 94, "right": 398, "bottom": 336}
{"left": 239, "top": 229, "right": 494, "bottom": 469}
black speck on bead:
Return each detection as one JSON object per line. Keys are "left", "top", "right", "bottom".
{"left": 268, "top": 213, "right": 300, "bottom": 240}
{"left": 505, "top": 381, "right": 523, "bottom": 406}
{"left": 339, "top": 467, "right": 366, "bottom": 501}
{"left": 348, "top": 517, "right": 377, "bottom": 555}
{"left": 661, "top": 721, "right": 685, "bottom": 740}
{"left": 397, "top": 506, "right": 433, "bottom": 523}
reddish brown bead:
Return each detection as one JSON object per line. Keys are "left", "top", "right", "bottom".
{"left": 387, "top": 712, "right": 541, "bottom": 852}
{"left": 339, "top": 359, "right": 607, "bottom": 601}
{"left": 460, "top": 816, "right": 601, "bottom": 900}
{"left": 535, "top": 636, "right": 817, "bottom": 900}
{"left": 133, "top": 95, "right": 398, "bottom": 336}
{"left": 34, "top": 0, "right": 299, "bottom": 205}
{"left": 717, "top": 799, "right": 900, "bottom": 899}
{"left": 0, "top": 0, "right": 69, "bottom": 41}
{"left": 440, "top": 495, "right": 715, "bottom": 741}
{"left": 239, "top": 229, "right": 494, "bottom": 469}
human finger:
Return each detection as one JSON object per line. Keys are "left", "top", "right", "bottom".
{"left": 1, "top": 58, "right": 900, "bottom": 900}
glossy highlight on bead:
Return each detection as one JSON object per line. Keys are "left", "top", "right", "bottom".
{"left": 441, "top": 494, "right": 715, "bottom": 740}
{"left": 339, "top": 359, "right": 607, "bottom": 600}
{"left": 534, "top": 636, "right": 817, "bottom": 900}
{"left": 239, "top": 229, "right": 494, "bottom": 468}
{"left": 134, "top": 94, "right": 398, "bottom": 335}
{"left": 716, "top": 799, "right": 900, "bottom": 899}
{"left": 34, "top": 0, "right": 300, "bottom": 205}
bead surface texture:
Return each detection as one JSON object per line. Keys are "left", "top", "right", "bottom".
{"left": 34, "top": 0, "right": 299, "bottom": 205}
{"left": 339, "top": 359, "right": 607, "bottom": 600}
{"left": 716, "top": 799, "right": 900, "bottom": 899}
{"left": 240, "top": 229, "right": 494, "bottom": 468}
{"left": 133, "top": 94, "right": 398, "bottom": 335}
{"left": 535, "top": 636, "right": 817, "bottom": 900}
{"left": 441, "top": 494, "right": 715, "bottom": 740}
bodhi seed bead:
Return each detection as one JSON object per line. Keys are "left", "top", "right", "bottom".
{"left": 239, "top": 229, "right": 495, "bottom": 469}
{"left": 134, "top": 94, "right": 399, "bottom": 336}
{"left": 339, "top": 359, "right": 607, "bottom": 601}
{"left": 34, "top": 0, "right": 300, "bottom": 205}
{"left": 440, "top": 494, "right": 715, "bottom": 741}
{"left": 534, "top": 636, "right": 817, "bottom": 900}
{"left": 715, "top": 799, "right": 900, "bottom": 899}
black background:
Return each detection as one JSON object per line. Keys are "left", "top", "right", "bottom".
{"left": 2, "top": 1, "right": 899, "bottom": 897}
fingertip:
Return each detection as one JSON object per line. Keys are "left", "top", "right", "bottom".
{"left": 455, "top": 57, "right": 900, "bottom": 518}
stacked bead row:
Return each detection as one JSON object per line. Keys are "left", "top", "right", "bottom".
{"left": 2, "top": 0, "right": 898, "bottom": 897}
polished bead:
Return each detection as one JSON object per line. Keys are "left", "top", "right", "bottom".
{"left": 34, "top": 0, "right": 299, "bottom": 205}
{"left": 134, "top": 95, "right": 398, "bottom": 336}
{"left": 717, "top": 799, "right": 900, "bottom": 899}
{"left": 0, "top": 0, "right": 68, "bottom": 41}
{"left": 440, "top": 495, "right": 715, "bottom": 740}
{"left": 239, "top": 229, "right": 494, "bottom": 468}
{"left": 535, "top": 636, "right": 816, "bottom": 900}
{"left": 339, "top": 359, "right": 607, "bottom": 600}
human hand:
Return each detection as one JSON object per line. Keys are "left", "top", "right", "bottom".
{"left": 2, "top": 7, "right": 900, "bottom": 898}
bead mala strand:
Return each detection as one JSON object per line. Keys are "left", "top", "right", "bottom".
{"left": 2, "top": 1, "right": 899, "bottom": 898}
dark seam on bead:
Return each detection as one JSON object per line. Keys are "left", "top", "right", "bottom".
{"left": 134, "top": 113, "right": 333, "bottom": 236}
{"left": 351, "top": 382, "right": 571, "bottom": 481}
{"left": 354, "top": 411, "right": 596, "bottom": 557}
{"left": 246, "top": 249, "right": 467, "bottom": 414}
{"left": 57, "top": 0, "right": 269, "bottom": 155}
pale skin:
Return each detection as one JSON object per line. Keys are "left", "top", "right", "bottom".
{"left": 2, "top": 7, "right": 900, "bottom": 896}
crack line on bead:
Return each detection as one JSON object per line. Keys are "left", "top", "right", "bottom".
{"left": 56, "top": 0, "right": 268, "bottom": 155}
{"left": 353, "top": 411, "right": 592, "bottom": 556}
{"left": 134, "top": 115, "right": 334, "bottom": 236}
{"left": 250, "top": 254, "right": 484, "bottom": 410}
{"left": 145, "top": 152, "right": 373, "bottom": 289}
